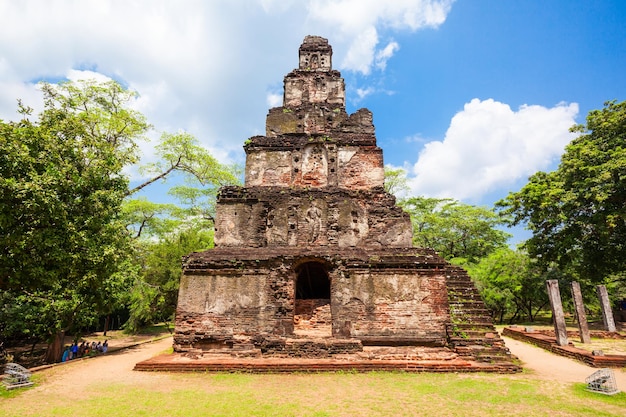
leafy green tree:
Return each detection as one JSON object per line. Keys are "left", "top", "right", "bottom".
{"left": 497, "top": 100, "right": 626, "bottom": 284}
{"left": 0, "top": 79, "right": 239, "bottom": 361}
{"left": 400, "top": 197, "right": 510, "bottom": 263}
{"left": 131, "top": 131, "right": 240, "bottom": 196}
{"left": 124, "top": 227, "right": 215, "bottom": 332}
{"left": 121, "top": 132, "right": 241, "bottom": 331}
{"left": 466, "top": 248, "right": 550, "bottom": 323}
{"left": 384, "top": 166, "right": 410, "bottom": 196}
{"left": 0, "top": 82, "right": 143, "bottom": 361}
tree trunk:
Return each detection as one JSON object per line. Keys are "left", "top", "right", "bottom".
{"left": 45, "top": 330, "right": 65, "bottom": 364}
{"left": 527, "top": 302, "right": 534, "bottom": 322}
{"left": 103, "top": 315, "right": 110, "bottom": 336}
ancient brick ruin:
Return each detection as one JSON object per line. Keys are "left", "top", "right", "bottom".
{"left": 161, "top": 36, "right": 520, "bottom": 372}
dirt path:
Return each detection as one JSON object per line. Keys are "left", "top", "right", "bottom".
{"left": 503, "top": 335, "right": 626, "bottom": 388}
{"left": 21, "top": 337, "right": 175, "bottom": 398}
{"left": 5, "top": 334, "right": 626, "bottom": 403}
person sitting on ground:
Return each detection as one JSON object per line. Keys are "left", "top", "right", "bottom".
{"left": 61, "top": 346, "right": 70, "bottom": 362}
{"left": 102, "top": 340, "right": 108, "bottom": 353}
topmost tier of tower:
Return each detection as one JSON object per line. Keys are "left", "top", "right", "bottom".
{"left": 263, "top": 36, "right": 377, "bottom": 137}
{"left": 298, "top": 35, "right": 332, "bottom": 71}
{"left": 281, "top": 35, "right": 345, "bottom": 110}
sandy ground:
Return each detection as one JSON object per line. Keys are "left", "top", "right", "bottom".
{"left": 4, "top": 334, "right": 626, "bottom": 402}
{"left": 502, "top": 336, "right": 626, "bottom": 388}
{"left": 21, "top": 337, "right": 176, "bottom": 397}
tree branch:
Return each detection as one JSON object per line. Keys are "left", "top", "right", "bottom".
{"left": 126, "top": 156, "right": 182, "bottom": 196}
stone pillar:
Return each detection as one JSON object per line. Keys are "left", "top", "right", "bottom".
{"left": 597, "top": 285, "right": 616, "bottom": 332}
{"left": 571, "top": 281, "right": 591, "bottom": 343}
{"left": 546, "top": 280, "right": 568, "bottom": 346}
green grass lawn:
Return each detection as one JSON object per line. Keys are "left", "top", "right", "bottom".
{"left": 2, "top": 371, "right": 625, "bottom": 417}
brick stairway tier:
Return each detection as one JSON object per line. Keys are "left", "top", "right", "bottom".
{"left": 445, "top": 266, "right": 519, "bottom": 367}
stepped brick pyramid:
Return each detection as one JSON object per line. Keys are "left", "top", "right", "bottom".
{"left": 136, "top": 36, "right": 520, "bottom": 373}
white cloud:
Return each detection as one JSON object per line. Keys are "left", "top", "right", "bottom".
{"left": 66, "top": 69, "right": 114, "bottom": 84}
{"left": 307, "top": 0, "right": 454, "bottom": 73}
{"left": 0, "top": 0, "right": 454, "bottom": 180}
{"left": 407, "top": 99, "right": 579, "bottom": 201}
{"left": 266, "top": 92, "right": 283, "bottom": 108}
{"left": 375, "top": 41, "right": 400, "bottom": 71}
{"left": 341, "top": 27, "right": 379, "bottom": 75}
{"left": 356, "top": 87, "right": 376, "bottom": 100}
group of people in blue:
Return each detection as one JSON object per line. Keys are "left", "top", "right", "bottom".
{"left": 61, "top": 340, "right": 108, "bottom": 362}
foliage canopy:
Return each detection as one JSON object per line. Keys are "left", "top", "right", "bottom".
{"left": 400, "top": 196, "right": 510, "bottom": 263}
{"left": 497, "top": 100, "right": 626, "bottom": 283}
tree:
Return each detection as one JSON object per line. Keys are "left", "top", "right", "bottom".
{"left": 400, "top": 197, "right": 510, "bottom": 263}
{"left": 384, "top": 166, "right": 410, "bottom": 196}
{"left": 130, "top": 131, "right": 240, "bottom": 196}
{"left": 121, "top": 133, "right": 241, "bottom": 331}
{"left": 124, "top": 226, "right": 214, "bottom": 332}
{"left": 0, "top": 79, "right": 239, "bottom": 361}
{"left": 466, "top": 248, "right": 550, "bottom": 323}
{"left": 497, "top": 100, "right": 626, "bottom": 284}
{"left": 0, "top": 83, "right": 142, "bottom": 361}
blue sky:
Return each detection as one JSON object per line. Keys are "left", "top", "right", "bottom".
{"left": 1, "top": 1, "right": 625, "bottom": 243}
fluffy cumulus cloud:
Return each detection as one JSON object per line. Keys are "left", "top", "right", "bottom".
{"left": 308, "top": 0, "right": 453, "bottom": 74}
{"left": 0, "top": 0, "right": 454, "bottom": 174}
{"left": 407, "top": 99, "right": 579, "bottom": 200}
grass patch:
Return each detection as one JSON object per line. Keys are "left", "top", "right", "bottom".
{"left": 570, "top": 338, "right": 626, "bottom": 355}
{"left": 2, "top": 372, "right": 625, "bottom": 416}
{"left": 0, "top": 385, "right": 23, "bottom": 399}
{"left": 135, "top": 322, "right": 173, "bottom": 336}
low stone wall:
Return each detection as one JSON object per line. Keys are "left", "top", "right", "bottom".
{"left": 531, "top": 329, "right": 625, "bottom": 340}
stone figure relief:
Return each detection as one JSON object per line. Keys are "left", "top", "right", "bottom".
{"left": 215, "top": 216, "right": 240, "bottom": 246}
{"left": 305, "top": 202, "right": 323, "bottom": 243}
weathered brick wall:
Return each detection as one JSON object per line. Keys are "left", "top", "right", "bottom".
{"left": 332, "top": 269, "right": 449, "bottom": 345}
{"left": 174, "top": 247, "right": 450, "bottom": 352}
{"left": 213, "top": 187, "right": 412, "bottom": 248}
{"left": 284, "top": 71, "right": 345, "bottom": 107}
{"left": 174, "top": 263, "right": 294, "bottom": 351}
{"left": 294, "top": 299, "right": 331, "bottom": 318}
{"left": 244, "top": 141, "right": 383, "bottom": 189}
{"left": 298, "top": 35, "right": 333, "bottom": 71}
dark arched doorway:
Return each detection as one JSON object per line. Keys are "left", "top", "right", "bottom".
{"left": 294, "top": 261, "right": 331, "bottom": 337}
{"left": 296, "top": 262, "right": 330, "bottom": 299}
